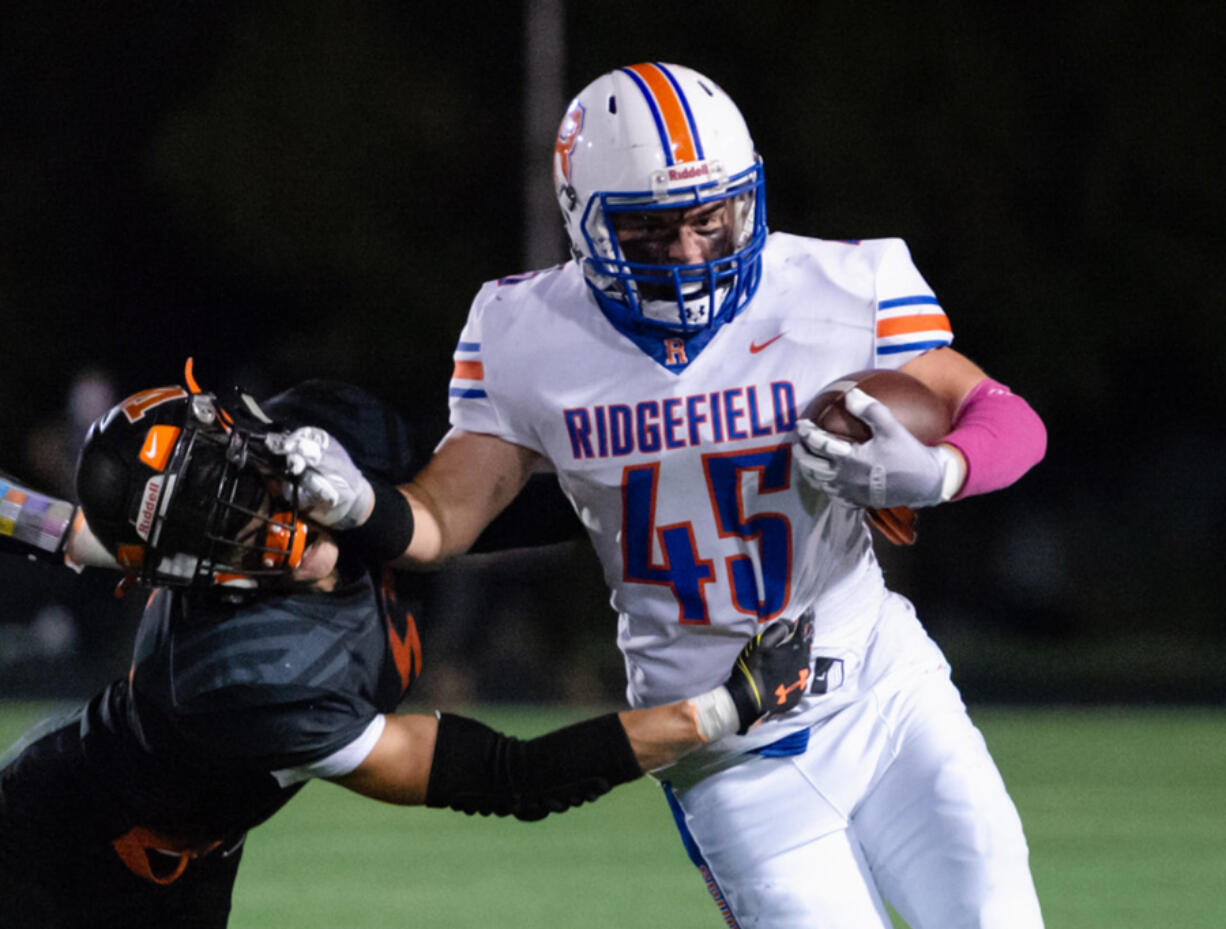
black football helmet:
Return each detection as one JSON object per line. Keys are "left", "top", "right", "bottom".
{"left": 75, "top": 374, "right": 307, "bottom": 590}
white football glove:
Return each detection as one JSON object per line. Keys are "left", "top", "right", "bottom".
{"left": 795, "top": 388, "right": 963, "bottom": 508}
{"left": 265, "top": 427, "right": 374, "bottom": 530}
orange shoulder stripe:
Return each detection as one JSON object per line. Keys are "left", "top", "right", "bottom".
{"left": 876, "top": 314, "right": 953, "bottom": 337}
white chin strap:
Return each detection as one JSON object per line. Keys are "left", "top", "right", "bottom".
{"left": 156, "top": 552, "right": 257, "bottom": 587}
{"left": 640, "top": 283, "right": 729, "bottom": 329}
{"left": 155, "top": 552, "right": 201, "bottom": 580}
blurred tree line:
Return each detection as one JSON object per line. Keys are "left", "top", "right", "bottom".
{"left": 1, "top": 1, "right": 1223, "bottom": 702}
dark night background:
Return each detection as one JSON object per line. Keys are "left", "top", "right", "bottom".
{"left": 1, "top": 1, "right": 1223, "bottom": 704}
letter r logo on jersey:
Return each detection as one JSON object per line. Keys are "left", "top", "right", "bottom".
{"left": 664, "top": 338, "right": 689, "bottom": 367}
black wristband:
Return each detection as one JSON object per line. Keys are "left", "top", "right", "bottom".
{"left": 722, "top": 674, "right": 761, "bottom": 735}
{"left": 425, "top": 712, "right": 643, "bottom": 822}
{"left": 336, "top": 475, "right": 414, "bottom": 563}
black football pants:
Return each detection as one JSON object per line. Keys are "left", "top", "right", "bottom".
{"left": 0, "top": 712, "right": 242, "bottom": 929}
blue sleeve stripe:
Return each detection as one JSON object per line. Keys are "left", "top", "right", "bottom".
{"left": 878, "top": 295, "right": 940, "bottom": 310}
{"left": 455, "top": 341, "right": 480, "bottom": 352}
{"left": 877, "top": 338, "right": 952, "bottom": 355}
{"left": 449, "top": 387, "right": 488, "bottom": 399}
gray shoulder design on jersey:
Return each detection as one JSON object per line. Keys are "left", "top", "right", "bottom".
{"left": 169, "top": 583, "right": 377, "bottom": 708}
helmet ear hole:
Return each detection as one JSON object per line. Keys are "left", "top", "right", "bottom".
{"left": 77, "top": 382, "right": 303, "bottom": 590}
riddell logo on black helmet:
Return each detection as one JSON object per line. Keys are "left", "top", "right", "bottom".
{"left": 135, "top": 475, "right": 163, "bottom": 540}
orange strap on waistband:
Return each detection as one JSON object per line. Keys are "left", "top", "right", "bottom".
{"left": 111, "top": 826, "right": 223, "bottom": 886}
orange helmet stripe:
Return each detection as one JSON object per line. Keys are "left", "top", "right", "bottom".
{"left": 624, "top": 63, "right": 700, "bottom": 165}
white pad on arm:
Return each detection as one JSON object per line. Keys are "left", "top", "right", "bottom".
{"left": 270, "top": 714, "right": 386, "bottom": 787}
{"left": 689, "top": 687, "right": 740, "bottom": 743}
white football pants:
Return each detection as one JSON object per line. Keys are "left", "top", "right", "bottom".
{"left": 663, "top": 596, "right": 1044, "bottom": 928}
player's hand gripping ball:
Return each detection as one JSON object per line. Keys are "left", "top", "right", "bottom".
{"left": 795, "top": 369, "right": 957, "bottom": 511}
{"left": 265, "top": 427, "right": 374, "bottom": 530}
{"left": 723, "top": 616, "right": 815, "bottom": 735}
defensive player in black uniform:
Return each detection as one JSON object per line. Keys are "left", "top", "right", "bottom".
{"left": 0, "top": 373, "right": 813, "bottom": 929}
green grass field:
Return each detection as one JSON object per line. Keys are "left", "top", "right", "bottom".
{"left": 3, "top": 702, "right": 1224, "bottom": 927}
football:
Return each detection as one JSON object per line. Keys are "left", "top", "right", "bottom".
{"left": 803, "top": 369, "right": 952, "bottom": 547}
{"left": 805, "top": 369, "right": 951, "bottom": 444}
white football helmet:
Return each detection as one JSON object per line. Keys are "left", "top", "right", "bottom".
{"left": 553, "top": 62, "right": 767, "bottom": 334}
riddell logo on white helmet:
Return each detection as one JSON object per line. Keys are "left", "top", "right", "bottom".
{"left": 135, "top": 475, "right": 164, "bottom": 540}
{"left": 668, "top": 163, "right": 710, "bottom": 182}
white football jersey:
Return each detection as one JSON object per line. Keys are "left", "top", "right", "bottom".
{"left": 448, "top": 233, "right": 953, "bottom": 756}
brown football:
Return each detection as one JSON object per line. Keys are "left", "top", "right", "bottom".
{"left": 805, "top": 369, "right": 951, "bottom": 445}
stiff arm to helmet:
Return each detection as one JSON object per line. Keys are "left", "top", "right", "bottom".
{"left": 75, "top": 379, "right": 308, "bottom": 590}
{"left": 264, "top": 425, "right": 413, "bottom": 564}
{"left": 265, "top": 427, "right": 374, "bottom": 531}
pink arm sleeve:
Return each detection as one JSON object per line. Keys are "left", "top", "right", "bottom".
{"left": 941, "top": 378, "right": 1047, "bottom": 500}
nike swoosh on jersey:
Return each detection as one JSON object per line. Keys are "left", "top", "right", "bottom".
{"left": 749, "top": 333, "right": 786, "bottom": 353}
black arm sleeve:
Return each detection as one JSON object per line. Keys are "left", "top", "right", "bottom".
{"left": 425, "top": 712, "right": 643, "bottom": 822}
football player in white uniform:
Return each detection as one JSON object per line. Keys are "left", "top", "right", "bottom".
{"left": 284, "top": 63, "right": 1048, "bottom": 928}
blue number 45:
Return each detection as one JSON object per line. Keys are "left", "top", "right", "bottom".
{"left": 622, "top": 444, "right": 793, "bottom": 625}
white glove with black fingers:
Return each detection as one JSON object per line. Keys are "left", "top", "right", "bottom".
{"left": 265, "top": 427, "right": 374, "bottom": 530}
{"left": 794, "top": 387, "right": 964, "bottom": 508}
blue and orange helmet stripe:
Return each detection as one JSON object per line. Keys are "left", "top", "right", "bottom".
{"left": 620, "top": 62, "right": 705, "bottom": 165}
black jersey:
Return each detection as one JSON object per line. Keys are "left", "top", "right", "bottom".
{"left": 80, "top": 565, "right": 421, "bottom": 844}
{"left": 2, "top": 382, "right": 426, "bottom": 925}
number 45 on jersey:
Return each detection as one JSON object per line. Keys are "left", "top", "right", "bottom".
{"left": 622, "top": 443, "right": 792, "bottom": 626}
